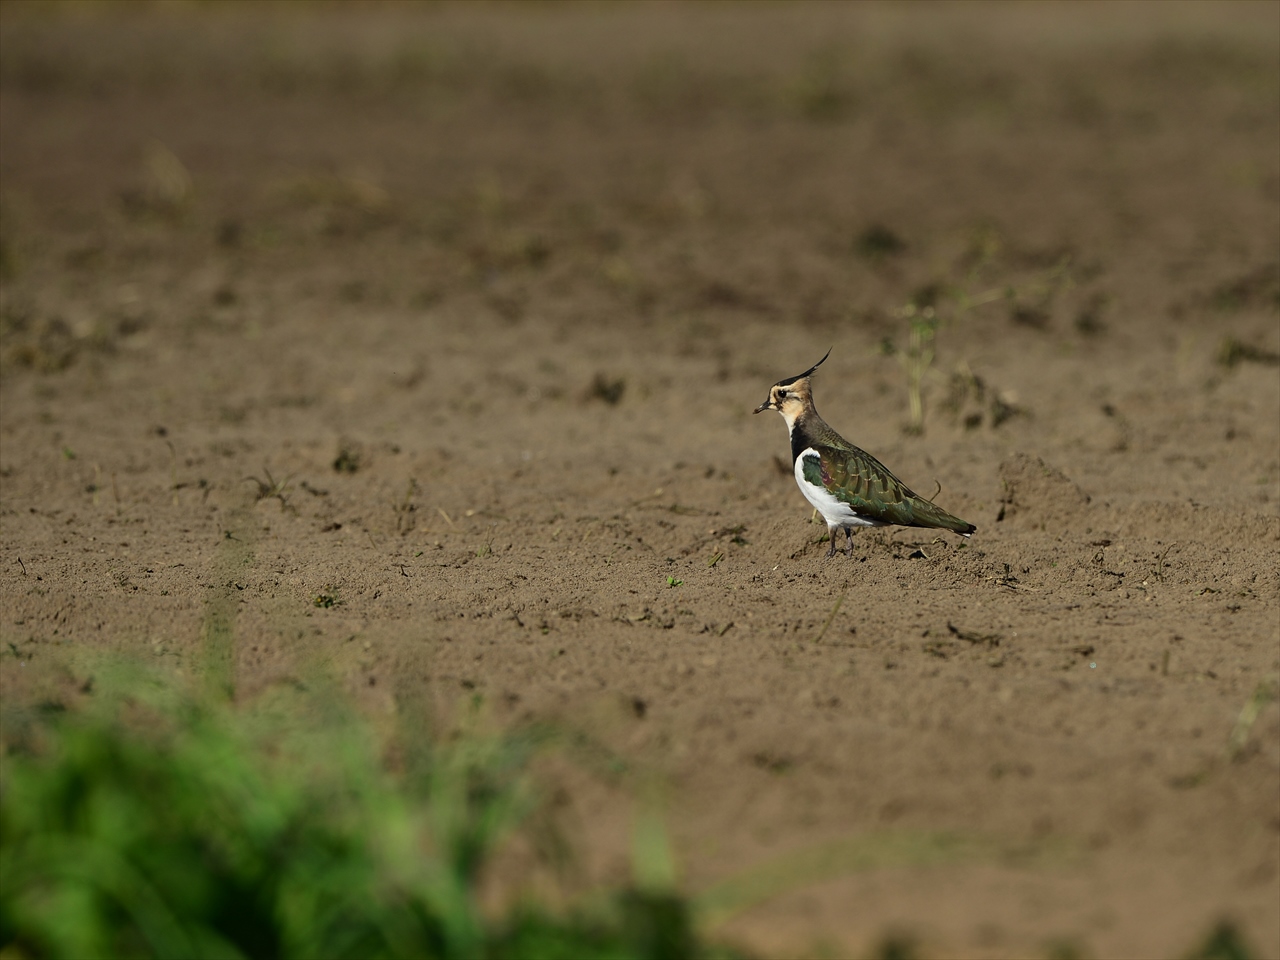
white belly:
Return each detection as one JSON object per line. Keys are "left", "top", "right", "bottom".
{"left": 794, "top": 448, "right": 885, "bottom": 530}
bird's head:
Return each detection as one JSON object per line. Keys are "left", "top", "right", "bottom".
{"left": 753, "top": 348, "right": 830, "bottom": 426}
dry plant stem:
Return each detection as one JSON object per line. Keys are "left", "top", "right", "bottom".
{"left": 1226, "top": 676, "right": 1278, "bottom": 762}
{"left": 167, "top": 441, "right": 180, "bottom": 507}
{"left": 814, "top": 588, "right": 849, "bottom": 644}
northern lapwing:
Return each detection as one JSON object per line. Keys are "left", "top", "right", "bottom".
{"left": 754, "top": 349, "right": 976, "bottom": 557}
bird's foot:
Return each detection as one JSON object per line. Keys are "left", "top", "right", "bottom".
{"left": 825, "top": 533, "right": 837, "bottom": 558}
{"left": 844, "top": 528, "right": 856, "bottom": 558}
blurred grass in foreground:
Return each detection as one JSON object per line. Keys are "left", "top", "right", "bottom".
{"left": 0, "top": 668, "right": 741, "bottom": 960}
{"left": 3, "top": 672, "right": 1256, "bottom": 960}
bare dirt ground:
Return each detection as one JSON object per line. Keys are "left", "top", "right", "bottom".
{"left": 1, "top": 3, "right": 1278, "bottom": 957}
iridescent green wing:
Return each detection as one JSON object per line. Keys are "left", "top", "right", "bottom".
{"left": 803, "top": 445, "right": 971, "bottom": 532}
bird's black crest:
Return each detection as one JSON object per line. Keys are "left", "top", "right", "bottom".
{"left": 774, "top": 347, "right": 832, "bottom": 388}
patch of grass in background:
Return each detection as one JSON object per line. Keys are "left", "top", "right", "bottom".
{"left": 1184, "top": 920, "right": 1257, "bottom": 960}
{"left": 0, "top": 666, "right": 743, "bottom": 959}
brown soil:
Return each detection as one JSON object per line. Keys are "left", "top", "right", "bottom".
{"left": 2, "top": 4, "right": 1278, "bottom": 957}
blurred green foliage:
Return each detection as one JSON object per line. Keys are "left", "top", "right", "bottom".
{"left": 1185, "top": 920, "right": 1256, "bottom": 960}
{"left": 0, "top": 674, "right": 742, "bottom": 960}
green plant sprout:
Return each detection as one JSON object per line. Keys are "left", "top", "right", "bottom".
{"left": 899, "top": 304, "right": 938, "bottom": 435}
{"left": 892, "top": 241, "right": 1074, "bottom": 434}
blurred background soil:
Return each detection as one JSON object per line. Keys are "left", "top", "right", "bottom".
{"left": 1, "top": 2, "right": 1277, "bottom": 956}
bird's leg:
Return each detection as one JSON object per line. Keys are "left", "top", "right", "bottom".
{"left": 844, "top": 527, "right": 856, "bottom": 558}
{"left": 826, "top": 527, "right": 838, "bottom": 558}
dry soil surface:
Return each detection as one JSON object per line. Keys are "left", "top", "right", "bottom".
{"left": 1, "top": 4, "right": 1278, "bottom": 957}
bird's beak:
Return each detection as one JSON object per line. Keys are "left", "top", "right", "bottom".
{"left": 753, "top": 399, "right": 772, "bottom": 415}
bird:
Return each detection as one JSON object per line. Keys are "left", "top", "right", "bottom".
{"left": 754, "top": 348, "right": 976, "bottom": 557}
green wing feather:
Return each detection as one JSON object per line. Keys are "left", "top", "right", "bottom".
{"left": 802, "top": 446, "right": 974, "bottom": 533}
